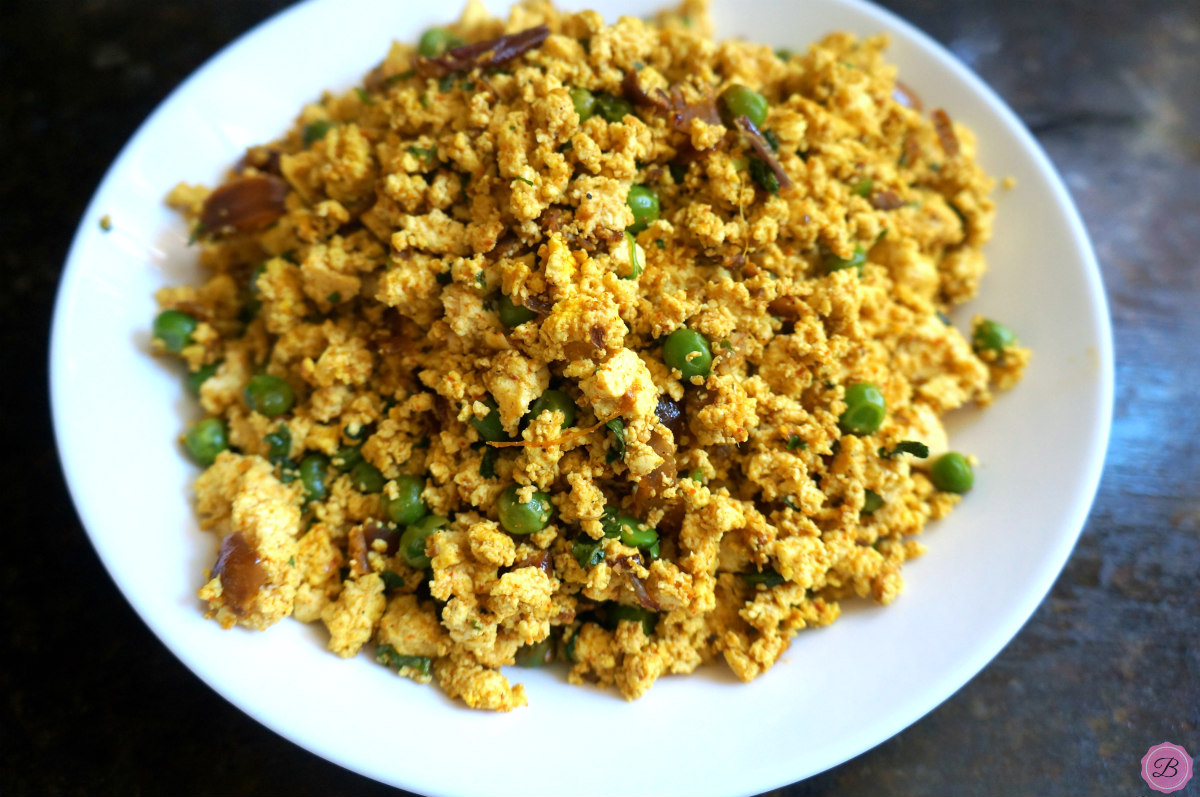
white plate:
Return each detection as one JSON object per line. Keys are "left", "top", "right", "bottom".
{"left": 50, "top": 0, "right": 1112, "bottom": 794}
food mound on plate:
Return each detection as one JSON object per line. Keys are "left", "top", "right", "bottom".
{"left": 150, "top": 0, "right": 1030, "bottom": 710}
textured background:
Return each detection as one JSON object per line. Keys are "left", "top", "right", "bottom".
{"left": 2, "top": 1, "right": 1198, "bottom": 795}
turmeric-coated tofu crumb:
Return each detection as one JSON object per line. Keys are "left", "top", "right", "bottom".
{"left": 155, "top": 0, "right": 1029, "bottom": 711}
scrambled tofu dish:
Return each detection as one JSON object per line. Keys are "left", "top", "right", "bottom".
{"left": 150, "top": 0, "right": 1030, "bottom": 710}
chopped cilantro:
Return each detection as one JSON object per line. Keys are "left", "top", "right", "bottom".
{"left": 326, "top": 291, "right": 341, "bottom": 304}
{"left": 786, "top": 434, "right": 807, "bottom": 451}
{"left": 572, "top": 540, "right": 607, "bottom": 568}
{"left": 624, "top": 231, "right": 643, "bottom": 279}
{"left": 380, "top": 571, "right": 405, "bottom": 590}
{"left": 605, "top": 419, "right": 626, "bottom": 463}
{"left": 741, "top": 569, "right": 785, "bottom": 587}
{"left": 824, "top": 245, "right": 867, "bottom": 276}
{"left": 852, "top": 177, "right": 873, "bottom": 197}
{"left": 479, "top": 446, "right": 496, "bottom": 479}
{"left": 781, "top": 496, "right": 799, "bottom": 511}
{"left": 514, "top": 176, "right": 534, "bottom": 186}
{"left": 355, "top": 87, "right": 374, "bottom": 105}
{"left": 936, "top": 311, "right": 952, "bottom": 326}
{"left": 474, "top": 272, "right": 487, "bottom": 289}
{"left": 861, "top": 489, "right": 884, "bottom": 514}
{"left": 375, "top": 644, "right": 432, "bottom": 677}
{"left": 302, "top": 120, "right": 333, "bottom": 146}
{"left": 878, "top": 441, "right": 930, "bottom": 459}
{"left": 749, "top": 157, "right": 780, "bottom": 193}
{"left": 385, "top": 69, "right": 416, "bottom": 86}
{"left": 419, "top": 92, "right": 431, "bottom": 108}
{"left": 187, "top": 222, "right": 205, "bottom": 246}
{"left": 265, "top": 425, "right": 292, "bottom": 464}
{"left": 408, "top": 145, "right": 437, "bottom": 163}
{"left": 763, "top": 129, "right": 781, "bottom": 152}
{"left": 288, "top": 556, "right": 296, "bottom": 568}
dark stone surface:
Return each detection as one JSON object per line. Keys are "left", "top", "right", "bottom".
{"left": 2, "top": 1, "right": 1197, "bottom": 795}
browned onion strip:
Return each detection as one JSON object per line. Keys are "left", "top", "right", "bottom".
{"left": 211, "top": 532, "right": 266, "bottom": 616}
{"left": 612, "top": 555, "right": 662, "bottom": 612}
{"left": 623, "top": 70, "right": 722, "bottom": 134}
{"left": 735, "top": 116, "right": 793, "bottom": 190}
{"left": 415, "top": 24, "right": 550, "bottom": 78}
{"left": 200, "top": 174, "right": 289, "bottom": 236}
{"left": 892, "top": 80, "right": 923, "bottom": 112}
{"left": 871, "top": 189, "right": 906, "bottom": 210}
{"left": 931, "top": 108, "right": 960, "bottom": 158}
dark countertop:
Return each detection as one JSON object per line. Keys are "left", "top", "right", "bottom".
{"left": 2, "top": 1, "right": 1197, "bottom": 795}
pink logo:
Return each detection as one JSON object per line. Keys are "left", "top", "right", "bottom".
{"left": 1142, "top": 742, "right": 1193, "bottom": 794}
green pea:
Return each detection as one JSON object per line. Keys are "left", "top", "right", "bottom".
{"left": 350, "top": 460, "right": 385, "bottom": 494}
{"left": 153, "top": 309, "right": 198, "bottom": 353}
{"left": 626, "top": 185, "right": 660, "bottom": 234}
{"left": 569, "top": 87, "right": 596, "bottom": 121}
{"left": 861, "top": 489, "right": 884, "bottom": 514}
{"left": 469, "top": 398, "right": 509, "bottom": 442}
{"left": 299, "top": 453, "right": 330, "bottom": 502}
{"left": 608, "top": 604, "right": 656, "bottom": 637}
{"left": 525, "top": 389, "right": 577, "bottom": 429}
{"left": 497, "top": 294, "right": 536, "bottom": 328}
{"left": 719, "top": 84, "right": 769, "bottom": 129}
{"left": 399, "top": 514, "right": 448, "bottom": 569}
{"left": 383, "top": 475, "right": 428, "bottom": 525}
{"left": 513, "top": 635, "right": 555, "bottom": 667}
{"left": 332, "top": 445, "right": 363, "bottom": 472}
{"left": 662, "top": 326, "right": 713, "bottom": 381}
{"left": 418, "top": 27, "right": 463, "bottom": 58}
{"left": 184, "top": 417, "right": 228, "bottom": 466}
{"left": 616, "top": 514, "right": 657, "bottom": 549}
{"left": 973, "top": 319, "right": 1016, "bottom": 354}
{"left": 594, "top": 93, "right": 633, "bottom": 123}
{"left": 930, "top": 452, "right": 974, "bottom": 494}
{"left": 186, "top": 361, "right": 220, "bottom": 397}
{"left": 498, "top": 484, "right": 554, "bottom": 535}
{"left": 244, "top": 374, "right": 295, "bottom": 418}
{"left": 839, "top": 382, "right": 886, "bottom": 435}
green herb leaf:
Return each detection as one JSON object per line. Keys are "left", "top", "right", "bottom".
{"left": 302, "top": 120, "right": 333, "bottom": 146}
{"left": 385, "top": 69, "right": 416, "bottom": 87}
{"left": 187, "top": 222, "right": 206, "bottom": 246}
{"left": 572, "top": 540, "right": 607, "bottom": 569}
{"left": 763, "top": 129, "right": 781, "bottom": 152}
{"left": 852, "top": 177, "right": 873, "bottom": 197}
{"left": 824, "top": 245, "right": 867, "bottom": 276}
{"left": 861, "top": 489, "right": 884, "bottom": 514}
{"left": 514, "top": 176, "right": 534, "bottom": 186}
{"left": 326, "top": 291, "right": 341, "bottom": 304}
{"left": 605, "top": 419, "right": 626, "bottom": 463}
{"left": 375, "top": 644, "right": 432, "bottom": 677}
{"left": 878, "top": 441, "right": 930, "bottom": 459}
{"left": 479, "top": 446, "right": 496, "bottom": 479}
{"left": 355, "top": 87, "right": 374, "bottom": 105}
{"left": 408, "top": 145, "right": 437, "bottom": 163}
{"left": 741, "top": 569, "right": 785, "bottom": 588}
{"left": 380, "top": 570, "right": 405, "bottom": 590}
{"left": 265, "top": 425, "right": 292, "bottom": 464}
{"left": 786, "top": 434, "right": 807, "bottom": 451}
{"left": 624, "top": 231, "right": 643, "bottom": 279}
{"left": 781, "top": 496, "right": 799, "bottom": 511}
{"left": 749, "top": 157, "right": 780, "bottom": 193}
